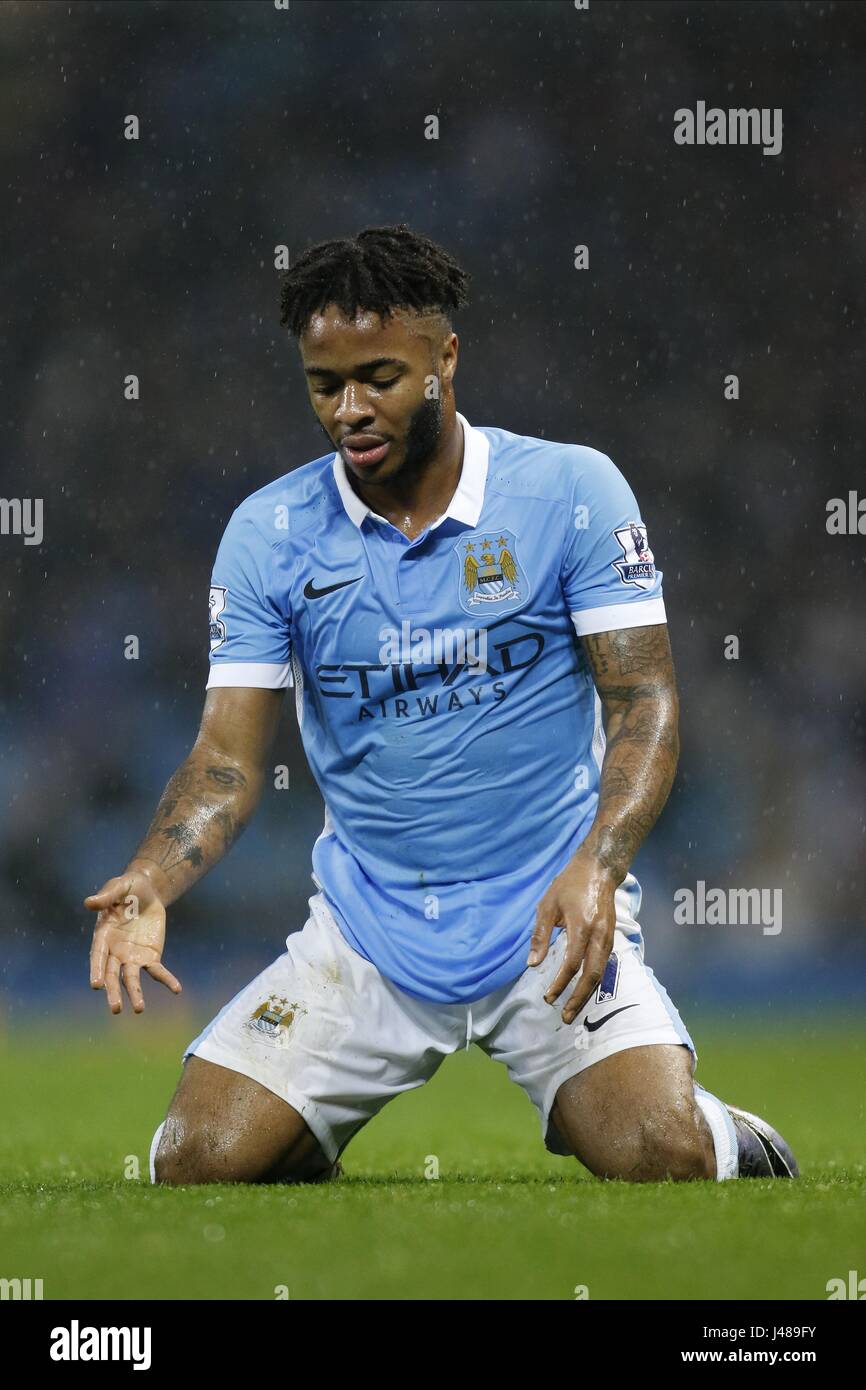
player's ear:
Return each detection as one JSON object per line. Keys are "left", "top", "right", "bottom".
{"left": 441, "top": 331, "right": 458, "bottom": 386}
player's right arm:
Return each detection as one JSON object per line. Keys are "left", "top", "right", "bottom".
{"left": 85, "top": 685, "right": 285, "bottom": 1014}
{"left": 89, "top": 497, "right": 292, "bottom": 1014}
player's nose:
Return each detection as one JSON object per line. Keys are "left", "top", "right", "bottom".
{"left": 334, "top": 381, "right": 374, "bottom": 422}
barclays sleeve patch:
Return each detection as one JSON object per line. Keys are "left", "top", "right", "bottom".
{"left": 208, "top": 585, "right": 228, "bottom": 650}
{"left": 612, "top": 523, "right": 656, "bottom": 590}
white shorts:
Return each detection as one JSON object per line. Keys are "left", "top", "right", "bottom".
{"left": 183, "top": 890, "right": 696, "bottom": 1164}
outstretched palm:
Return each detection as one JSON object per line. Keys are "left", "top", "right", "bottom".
{"left": 85, "top": 872, "right": 182, "bottom": 1014}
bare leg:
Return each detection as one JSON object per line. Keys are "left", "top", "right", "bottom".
{"left": 153, "top": 1055, "right": 336, "bottom": 1186}
{"left": 551, "top": 1043, "right": 716, "bottom": 1181}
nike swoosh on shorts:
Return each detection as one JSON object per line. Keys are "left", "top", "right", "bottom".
{"left": 584, "top": 1003, "right": 639, "bottom": 1032}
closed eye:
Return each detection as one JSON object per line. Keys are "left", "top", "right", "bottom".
{"left": 312, "top": 377, "right": 400, "bottom": 396}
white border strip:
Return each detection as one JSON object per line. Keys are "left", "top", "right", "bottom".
{"left": 206, "top": 661, "right": 293, "bottom": 689}
{"left": 570, "top": 596, "right": 666, "bottom": 636}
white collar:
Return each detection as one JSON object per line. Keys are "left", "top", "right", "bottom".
{"left": 332, "top": 410, "right": 488, "bottom": 530}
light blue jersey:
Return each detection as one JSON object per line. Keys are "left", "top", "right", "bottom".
{"left": 206, "top": 412, "right": 666, "bottom": 1003}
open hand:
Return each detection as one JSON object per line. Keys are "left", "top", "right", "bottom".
{"left": 85, "top": 870, "right": 181, "bottom": 1015}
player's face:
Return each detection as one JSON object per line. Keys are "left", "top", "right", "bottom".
{"left": 300, "top": 304, "right": 457, "bottom": 485}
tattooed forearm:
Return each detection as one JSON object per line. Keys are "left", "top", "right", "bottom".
{"left": 583, "top": 626, "right": 671, "bottom": 679}
{"left": 576, "top": 625, "right": 679, "bottom": 883}
{"left": 126, "top": 752, "right": 258, "bottom": 905}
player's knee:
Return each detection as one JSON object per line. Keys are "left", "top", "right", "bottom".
{"left": 152, "top": 1120, "right": 239, "bottom": 1186}
{"left": 632, "top": 1110, "right": 715, "bottom": 1181}
{"left": 589, "top": 1110, "right": 714, "bottom": 1183}
{"left": 152, "top": 1116, "right": 335, "bottom": 1187}
{"left": 152, "top": 1147, "right": 190, "bottom": 1186}
{"left": 152, "top": 1137, "right": 200, "bottom": 1186}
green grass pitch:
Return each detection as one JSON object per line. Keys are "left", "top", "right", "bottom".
{"left": 1, "top": 1016, "right": 863, "bottom": 1300}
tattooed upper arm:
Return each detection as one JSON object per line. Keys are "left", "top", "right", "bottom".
{"left": 196, "top": 685, "right": 287, "bottom": 778}
{"left": 581, "top": 624, "right": 677, "bottom": 712}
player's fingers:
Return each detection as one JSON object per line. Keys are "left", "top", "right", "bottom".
{"left": 543, "top": 931, "right": 589, "bottom": 1005}
{"left": 83, "top": 879, "right": 130, "bottom": 912}
{"left": 561, "top": 944, "right": 609, "bottom": 1023}
{"left": 122, "top": 962, "right": 145, "bottom": 1014}
{"left": 89, "top": 926, "right": 110, "bottom": 988}
{"left": 104, "top": 953, "right": 123, "bottom": 1014}
{"left": 527, "top": 901, "right": 559, "bottom": 966}
{"left": 145, "top": 961, "right": 182, "bottom": 994}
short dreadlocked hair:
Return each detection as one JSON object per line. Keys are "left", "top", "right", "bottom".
{"left": 278, "top": 223, "right": 471, "bottom": 339}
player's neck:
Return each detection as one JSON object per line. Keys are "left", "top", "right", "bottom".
{"left": 352, "top": 411, "right": 464, "bottom": 542}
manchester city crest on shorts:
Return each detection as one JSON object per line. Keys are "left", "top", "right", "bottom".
{"left": 454, "top": 528, "right": 529, "bottom": 616}
{"left": 246, "top": 996, "right": 304, "bottom": 1045}
{"left": 612, "top": 522, "right": 656, "bottom": 591}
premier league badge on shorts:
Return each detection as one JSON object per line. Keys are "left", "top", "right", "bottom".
{"left": 454, "top": 528, "right": 530, "bottom": 616}
{"left": 596, "top": 951, "right": 620, "bottom": 1003}
{"left": 246, "top": 996, "right": 304, "bottom": 1044}
{"left": 612, "top": 522, "right": 656, "bottom": 590}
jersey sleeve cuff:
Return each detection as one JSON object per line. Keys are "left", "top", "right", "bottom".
{"left": 570, "top": 596, "right": 667, "bottom": 636}
{"left": 206, "top": 661, "right": 293, "bottom": 689}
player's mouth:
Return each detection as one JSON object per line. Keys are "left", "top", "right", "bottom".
{"left": 340, "top": 434, "right": 391, "bottom": 468}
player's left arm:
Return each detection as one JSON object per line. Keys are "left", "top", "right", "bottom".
{"left": 527, "top": 622, "right": 679, "bottom": 1023}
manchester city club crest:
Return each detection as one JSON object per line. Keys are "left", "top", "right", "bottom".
{"left": 245, "top": 995, "right": 304, "bottom": 1045}
{"left": 453, "top": 528, "right": 529, "bottom": 616}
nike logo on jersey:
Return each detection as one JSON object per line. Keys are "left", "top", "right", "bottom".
{"left": 303, "top": 576, "right": 364, "bottom": 600}
{"left": 584, "top": 1003, "right": 638, "bottom": 1032}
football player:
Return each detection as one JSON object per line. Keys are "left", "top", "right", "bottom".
{"left": 86, "top": 225, "right": 796, "bottom": 1185}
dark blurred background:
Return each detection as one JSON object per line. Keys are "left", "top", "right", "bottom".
{"left": 1, "top": 0, "right": 864, "bottom": 1032}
